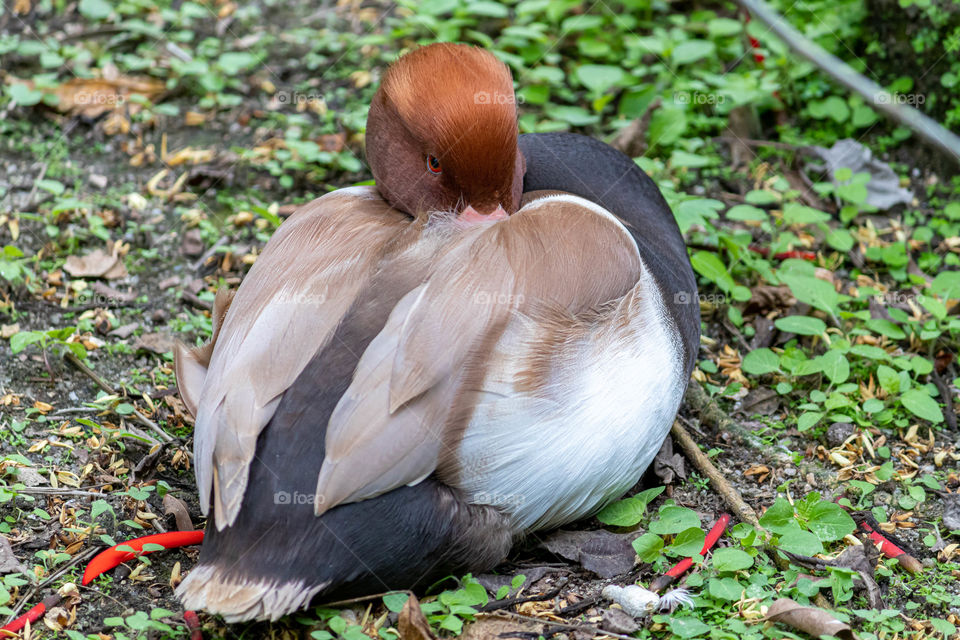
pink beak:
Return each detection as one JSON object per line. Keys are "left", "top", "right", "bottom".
{"left": 459, "top": 205, "right": 508, "bottom": 224}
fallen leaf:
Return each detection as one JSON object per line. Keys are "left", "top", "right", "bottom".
{"left": 64, "top": 248, "right": 128, "bottom": 280}
{"left": 654, "top": 436, "right": 686, "bottom": 484}
{"left": 0, "top": 534, "right": 27, "bottom": 575}
{"left": 541, "top": 530, "right": 636, "bottom": 578}
{"left": 766, "top": 598, "right": 857, "bottom": 640}
{"left": 162, "top": 494, "right": 194, "bottom": 532}
{"left": 108, "top": 323, "right": 139, "bottom": 339}
{"left": 399, "top": 594, "right": 437, "bottom": 640}
{"left": 180, "top": 228, "right": 205, "bottom": 258}
{"left": 133, "top": 332, "right": 174, "bottom": 355}
{"left": 1, "top": 323, "right": 19, "bottom": 339}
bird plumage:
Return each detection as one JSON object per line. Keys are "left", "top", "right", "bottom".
{"left": 174, "top": 42, "right": 699, "bottom": 622}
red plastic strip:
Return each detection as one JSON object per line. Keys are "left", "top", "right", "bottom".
{"left": 1, "top": 595, "right": 60, "bottom": 635}
{"left": 184, "top": 609, "right": 203, "bottom": 640}
{"left": 1, "top": 601, "right": 47, "bottom": 635}
{"left": 858, "top": 520, "right": 905, "bottom": 558}
{"left": 665, "top": 513, "right": 732, "bottom": 578}
{"left": 82, "top": 530, "right": 205, "bottom": 585}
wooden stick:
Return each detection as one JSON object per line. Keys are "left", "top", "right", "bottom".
{"left": 670, "top": 419, "right": 761, "bottom": 528}
{"left": 735, "top": 0, "right": 960, "bottom": 165}
{"left": 64, "top": 352, "right": 174, "bottom": 443}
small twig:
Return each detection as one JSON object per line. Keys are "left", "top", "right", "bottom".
{"left": 670, "top": 420, "right": 761, "bottom": 528}
{"left": 181, "top": 290, "right": 213, "bottom": 311}
{"left": 671, "top": 419, "right": 791, "bottom": 571}
{"left": 4, "top": 487, "right": 107, "bottom": 498}
{"left": 64, "top": 352, "right": 174, "bottom": 443}
{"left": 480, "top": 587, "right": 562, "bottom": 613}
{"left": 24, "top": 162, "right": 48, "bottom": 210}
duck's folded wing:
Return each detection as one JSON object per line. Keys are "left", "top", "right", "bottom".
{"left": 181, "top": 186, "right": 412, "bottom": 530}
{"left": 313, "top": 192, "right": 645, "bottom": 513}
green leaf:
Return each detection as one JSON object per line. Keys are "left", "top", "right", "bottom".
{"left": 708, "top": 577, "right": 744, "bottom": 601}
{"left": 217, "top": 52, "right": 257, "bottom": 75}
{"left": 711, "top": 548, "right": 753, "bottom": 572}
{"left": 826, "top": 228, "right": 854, "bottom": 251}
{"left": 649, "top": 506, "right": 700, "bottom": 535}
{"left": 774, "top": 316, "right": 826, "bottom": 336}
{"left": 930, "top": 618, "right": 957, "bottom": 636}
{"left": 866, "top": 318, "right": 906, "bottom": 340}
{"left": 930, "top": 271, "right": 960, "bottom": 300}
{"left": 79, "top": 0, "right": 112, "bottom": 20}
{"left": 7, "top": 83, "right": 44, "bottom": 106}
{"left": 782, "top": 203, "right": 831, "bottom": 225}
{"left": 543, "top": 104, "right": 600, "bottom": 126}
{"left": 9, "top": 331, "right": 43, "bottom": 354}
{"left": 632, "top": 532, "right": 664, "bottom": 562}
{"left": 726, "top": 204, "right": 768, "bottom": 221}
{"left": 819, "top": 349, "right": 850, "bottom": 384}
{"left": 383, "top": 592, "right": 409, "bottom": 613}
{"left": 668, "top": 527, "right": 706, "bottom": 556}
{"left": 668, "top": 616, "right": 712, "bottom": 638}
{"left": 876, "top": 365, "right": 900, "bottom": 393}
{"left": 900, "top": 390, "right": 944, "bottom": 423}
{"left": 806, "top": 502, "right": 856, "bottom": 541}
{"left": 780, "top": 273, "right": 840, "bottom": 316}
{"left": 741, "top": 348, "right": 779, "bottom": 375}
{"left": 575, "top": 65, "right": 625, "bottom": 94}
{"left": 690, "top": 251, "right": 735, "bottom": 292}
{"left": 758, "top": 498, "right": 795, "bottom": 534}
{"left": 809, "top": 96, "right": 850, "bottom": 122}
{"left": 595, "top": 486, "right": 664, "bottom": 526}
{"left": 707, "top": 17, "right": 743, "bottom": 37}
{"left": 777, "top": 526, "right": 824, "bottom": 555}
{"left": 671, "top": 40, "right": 715, "bottom": 65}
{"left": 797, "top": 412, "right": 823, "bottom": 432}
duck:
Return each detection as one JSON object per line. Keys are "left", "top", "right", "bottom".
{"left": 174, "top": 42, "right": 700, "bottom": 622}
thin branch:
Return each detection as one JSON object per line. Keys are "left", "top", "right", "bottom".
{"left": 670, "top": 419, "right": 762, "bottom": 528}
{"left": 64, "top": 352, "right": 174, "bottom": 443}
{"left": 735, "top": 0, "right": 960, "bottom": 165}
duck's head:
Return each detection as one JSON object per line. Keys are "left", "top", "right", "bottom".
{"left": 365, "top": 43, "right": 524, "bottom": 222}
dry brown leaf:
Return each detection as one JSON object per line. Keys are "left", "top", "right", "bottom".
{"left": 398, "top": 594, "right": 437, "bottom": 640}
{"left": 162, "top": 494, "right": 194, "bottom": 532}
{"left": 766, "top": 598, "right": 857, "bottom": 639}
{"left": 63, "top": 248, "right": 128, "bottom": 280}
{"left": 134, "top": 332, "right": 175, "bottom": 355}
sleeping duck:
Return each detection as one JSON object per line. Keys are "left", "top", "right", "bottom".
{"left": 174, "top": 42, "right": 699, "bottom": 621}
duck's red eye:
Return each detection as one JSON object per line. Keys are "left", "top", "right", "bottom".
{"left": 427, "top": 155, "right": 442, "bottom": 174}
